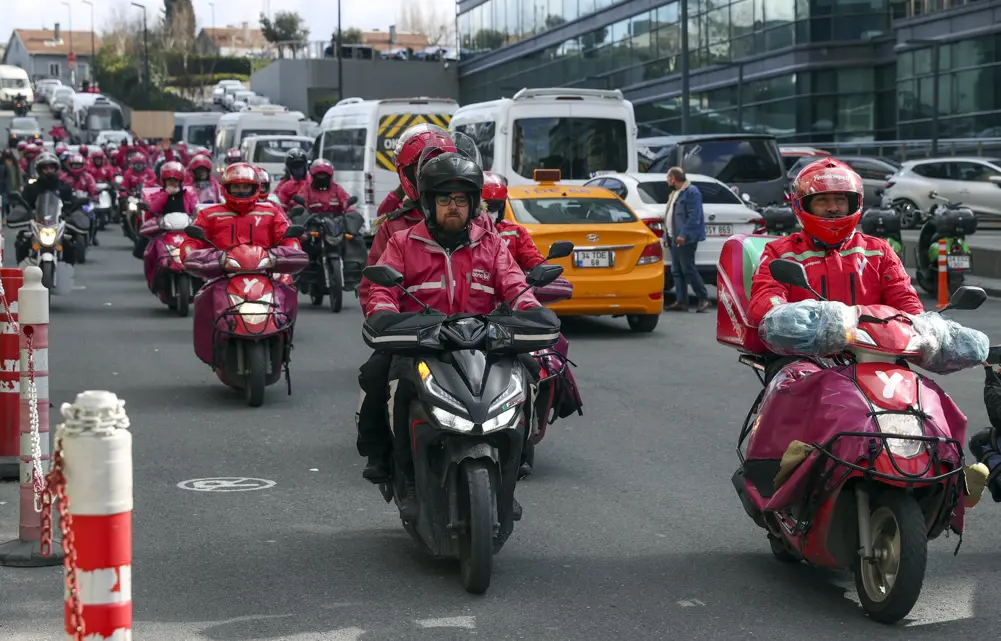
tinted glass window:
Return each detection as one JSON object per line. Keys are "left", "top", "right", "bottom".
{"left": 240, "top": 129, "right": 297, "bottom": 143}
{"left": 172, "top": 125, "right": 183, "bottom": 143}
{"left": 693, "top": 181, "right": 743, "bottom": 204}
{"left": 251, "top": 138, "right": 311, "bottom": 163}
{"left": 321, "top": 128, "right": 366, "bottom": 171}
{"left": 949, "top": 161, "right": 1001, "bottom": 182}
{"left": 86, "top": 107, "right": 124, "bottom": 131}
{"left": 10, "top": 118, "right": 38, "bottom": 130}
{"left": 678, "top": 138, "right": 783, "bottom": 182}
{"left": 603, "top": 178, "right": 627, "bottom": 198}
{"left": 844, "top": 159, "right": 893, "bottom": 181}
{"left": 911, "top": 162, "right": 946, "bottom": 178}
{"left": 509, "top": 197, "right": 637, "bottom": 225}
{"left": 511, "top": 118, "right": 629, "bottom": 180}
{"left": 453, "top": 122, "right": 495, "bottom": 171}
{"left": 187, "top": 125, "right": 217, "bottom": 148}
{"left": 637, "top": 181, "right": 670, "bottom": 204}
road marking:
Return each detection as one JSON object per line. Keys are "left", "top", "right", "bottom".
{"left": 677, "top": 599, "right": 706, "bottom": 607}
{"left": 176, "top": 477, "right": 276, "bottom": 492}
{"left": 416, "top": 616, "right": 476, "bottom": 629}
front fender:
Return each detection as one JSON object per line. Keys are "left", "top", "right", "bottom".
{"left": 443, "top": 439, "right": 499, "bottom": 467}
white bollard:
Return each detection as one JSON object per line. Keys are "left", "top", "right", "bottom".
{"left": 55, "top": 390, "right": 133, "bottom": 641}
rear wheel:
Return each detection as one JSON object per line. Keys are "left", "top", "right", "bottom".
{"left": 458, "top": 460, "right": 495, "bottom": 594}
{"left": 174, "top": 274, "right": 191, "bottom": 318}
{"left": 627, "top": 314, "right": 659, "bottom": 333}
{"left": 854, "top": 491, "right": 927, "bottom": 624}
{"left": 244, "top": 342, "right": 267, "bottom": 407}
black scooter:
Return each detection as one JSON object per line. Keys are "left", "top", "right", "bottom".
{"left": 361, "top": 241, "right": 571, "bottom": 594}
{"left": 292, "top": 195, "right": 366, "bottom": 312}
{"left": 914, "top": 190, "right": 977, "bottom": 295}
{"left": 860, "top": 188, "right": 903, "bottom": 258}
{"left": 13, "top": 94, "right": 29, "bottom": 117}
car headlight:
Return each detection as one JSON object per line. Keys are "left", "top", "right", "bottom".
{"left": 38, "top": 227, "right": 57, "bottom": 247}
{"left": 875, "top": 413, "right": 924, "bottom": 459}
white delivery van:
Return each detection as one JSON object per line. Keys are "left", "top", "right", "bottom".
{"left": 314, "top": 96, "right": 459, "bottom": 233}
{"left": 173, "top": 112, "right": 223, "bottom": 148}
{"left": 65, "top": 94, "right": 126, "bottom": 144}
{"left": 239, "top": 134, "right": 314, "bottom": 182}
{"left": 450, "top": 88, "right": 638, "bottom": 187}
{"left": 0, "top": 65, "right": 33, "bottom": 108}
{"left": 213, "top": 106, "right": 302, "bottom": 175}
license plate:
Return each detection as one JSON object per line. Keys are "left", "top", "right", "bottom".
{"left": 947, "top": 255, "right": 970, "bottom": 270}
{"left": 706, "top": 224, "right": 733, "bottom": 236}
{"left": 575, "top": 250, "right": 611, "bottom": 268}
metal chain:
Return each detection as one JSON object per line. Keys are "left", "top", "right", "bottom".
{"left": 25, "top": 331, "right": 44, "bottom": 512}
{"left": 41, "top": 440, "right": 85, "bottom": 640}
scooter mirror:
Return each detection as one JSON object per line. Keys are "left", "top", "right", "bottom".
{"left": 942, "top": 286, "right": 987, "bottom": 312}
{"left": 292, "top": 195, "right": 306, "bottom": 206}
{"left": 546, "top": 240, "right": 574, "bottom": 260}
{"left": 184, "top": 225, "right": 206, "bottom": 240}
{"left": 768, "top": 258, "right": 812, "bottom": 292}
{"left": 526, "top": 263, "right": 564, "bottom": 288}
{"left": 988, "top": 344, "right": 1001, "bottom": 365}
{"left": 284, "top": 225, "right": 305, "bottom": 239}
{"left": 364, "top": 264, "right": 404, "bottom": 288}
{"left": 346, "top": 195, "right": 358, "bottom": 207}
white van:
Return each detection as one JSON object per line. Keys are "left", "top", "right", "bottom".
{"left": 213, "top": 106, "right": 302, "bottom": 175}
{"left": 173, "top": 112, "right": 222, "bottom": 149}
{"left": 450, "top": 88, "right": 638, "bottom": 187}
{"left": 239, "top": 134, "right": 314, "bottom": 182}
{"left": 0, "top": 65, "right": 33, "bottom": 108}
{"left": 65, "top": 94, "right": 126, "bottom": 144}
{"left": 314, "top": 96, "right": 459, "bottom": 232}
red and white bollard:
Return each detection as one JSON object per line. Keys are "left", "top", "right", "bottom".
{"left": 45, "top": 391, "right": 133, "bottom": 641}
{"left": 0, "top": 267, "right": 22, "bottom": 480}
{"left": 0, "top": 265, "right": 61, "bottom": 567}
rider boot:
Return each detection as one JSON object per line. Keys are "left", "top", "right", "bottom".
{"left": 969, "top": 428, "right": 1001, "bottom": 502}
{"left": 399, "top": 478, "right": 419, "bottom": 522}
{"left": 362, "top": 455, "right": 390, "bottom": 483}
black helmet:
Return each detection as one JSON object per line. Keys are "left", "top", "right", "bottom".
{"left": 416, "top": 152, "right": 484, "bottom": 249}
{"left": 285, "top": 147, "right": 308, "bottom": 180}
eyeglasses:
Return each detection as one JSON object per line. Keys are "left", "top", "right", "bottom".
{"left": 435, "top": 194, "right": 470, "bottom": 207}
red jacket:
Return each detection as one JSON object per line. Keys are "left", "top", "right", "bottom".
{"left": 366, "top": 220, "right": 538, "bottom": 317}
{"left": 275, "top": 177, "right": 309, "bottom": 206}
{"left": 122, "top": 168, "right": 157, "bottom": 192}
{"left": 184, "top": 176, "right": 222, "bottom": 204}
{"left": 496, "top": 220, "right": 545, "bottom": 270}
{"left": 296, "top": 182, "right": 353, "bottom": 215}
{"left": 65, "top": 172, "right": 97, "bottom": 198}
{"left": 181, "top": 202, "right": 303, "bottom": 257}
{"left": 89, "top": 164, "right": 116, "bottom": 184}
{"left": 748, "top": 231, "right": 924, "bottom": 327}
{"left": 377, "top": 188, "right": 405, "bottom": 216}
{"left": 360, "top": 204, "right": 497, "bottom": 310}
{"left": 147, "top": 188, "right": 198, "bottom": 216}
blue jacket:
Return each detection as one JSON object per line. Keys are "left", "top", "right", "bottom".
{"left": 672, "top": 184, "right": 706, "bottom": 243}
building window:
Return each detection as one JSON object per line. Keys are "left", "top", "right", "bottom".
{"left": 48, "top": 62, "right": 61, "bottom": 77}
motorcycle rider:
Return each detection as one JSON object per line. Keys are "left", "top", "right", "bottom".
{"left": 483, "top": 171, "right": 546, "bottom": 270}
{"left": 121, "top": 152, "right": 158, "bottom": 193}
{"left": 175, "top": 142, "right": 191, "bottom": 166}
{"left": 64, "top": 153, "right": 98, "bottom": 200}
{"left": 78, "top": 144, "right": 91, "bottom": 168}
{"left": 274, "top": 148, "right": 311, "bottom": 207}
{"left": 19, "top": 143, "right": 40, "bottom": 178}
{"left": 89, "top": 150, "right": 116, "bottom": 184}
{"left": 359, "top": 152, "right": 554, "bottom": 519}
{"left": 296, "top": 159, "right": 353, "bottom": 215}
{"left": 254, "top": 166, "right": 283, "bottom": 208}
{"left": 136, "top": 161, "right": 198, "bottom": 258}
{"left": 13, "top": 152, "right": 85, "bottom": 264}
{"left": 184, "top": 155, "right": 222, "bottom": 204}
{"left": 224, "top": 148, "right": 243, "bottom": 167}
{"left": 968, "top": 371, "right": 1001, "bottom": 504}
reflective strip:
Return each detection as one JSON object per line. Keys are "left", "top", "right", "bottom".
{"left": 515, "top": 332, "right": 560, "bottom": 342}
{"left": 471, "top": 282, "right": 495, "bottom": 294}
{"left": 780, "top": 246, "right": 885, "bottom": 262}
{"left": 499, "top": 230, "right": 519, "bottom": 237}
{"left": 362, "top": 327, "right": 418, "bottom": 344}
{"left": 373, "top": 303, "right": 397, "bottom": 311}
{"left": 406, "top": 278, "right": 445, "bottom": 293}
{"left": 206, "top": 211, "right": 236, "bottom": 218}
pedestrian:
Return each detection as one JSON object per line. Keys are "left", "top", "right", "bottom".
{"left": 663, "top": 166, "right": 710, "bottom": 313}
{"left": 1, "top": 149, "right": 23, "bottom": 223}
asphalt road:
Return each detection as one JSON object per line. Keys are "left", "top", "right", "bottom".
{"left": 1, "top": 111, "right": 1001, "bottom": 639}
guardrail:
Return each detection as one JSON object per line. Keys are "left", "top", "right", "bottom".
{"left": 809, "top": 138, "right": 1001, "bottom": 162}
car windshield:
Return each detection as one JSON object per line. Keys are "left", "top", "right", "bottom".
{"left": 11, "top": 118, "right": 38, "bottom": 131}
{"left": 637, "top": 180, "right": 742, "bottom": 205}
{"left": 511, "top": 117, "right": 630, "bottom": 180}
{"left": 86, "top": 107, "right": 124, "bottom": 131}
{"left": 187, "top": 125, "right": 216, "bottom": 147}
{"left": 679, "top": 138, "right": 784, "bottom": 182}
{"left": 509, "top": 197, "right": 637, "bottom": 225}
{"left": 252, "top": 138, "right": 311, "bottom": 162}
{"left": 1, "top": 78, "right": 28, "bottom": 89}
{"left": 241, "top": 129, "right": 297, "bottom": 143}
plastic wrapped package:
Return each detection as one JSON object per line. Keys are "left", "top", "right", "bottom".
{"left": 759, "top": 300, "right": 856, "bottom": 356}
{"left": 906, "top": 311, "right": 989, "bottom": 374}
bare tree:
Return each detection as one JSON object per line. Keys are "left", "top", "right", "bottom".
{"left": 398, "top": 0, "right": 454, "bottom": 48}
{"left": 101, "top": 3, "right": 143, "bottom": 56}
{"left": 159, "top": 0, "right": 199, "bottom": 98}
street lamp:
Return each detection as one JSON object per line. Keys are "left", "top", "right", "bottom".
{"left": 337, "top": 0, "right": 343, "bottom": 101}
{"left": 895, "top": 39, "right": 942, "bottom": 156}
{"left": 81, "top": 0, "right": 96, "bottom": 84}
{"left": 208, "top": 2, "right": 215, "bottom": 30}
{"left": 131, "top": 2, "right": 151, "bottom": 109}
{"left": 62, "top": 1, "right": 75, "bottom": 87}
{"left": 680, "top": 0, "right": 690, "bottom": 134}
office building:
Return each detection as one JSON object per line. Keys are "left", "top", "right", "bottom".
{"left": 456, "top": 0, "right": 1001, "bottom": 143}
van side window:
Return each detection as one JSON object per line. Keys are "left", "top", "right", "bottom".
{"left": 453, "top": 122, "right": 495, "bottom": 171}
{"left": 321, "top": 128, "right": 366, "bottom": 171}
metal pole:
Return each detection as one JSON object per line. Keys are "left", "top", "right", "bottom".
{"left": 736, "top": 63, "right": 744, "bottom": 132}
{"left": 679, "top": 0, "right": 690, "bottom": 134}
{"left": 82, "top": 1, "right": 95, "bottom": 83}
{"left": 63, "top": 2, "right": 75, "bottom": 87}
{"left": 337, "top": 0, "right": 343, "bottom": 101}
{"left": 143, "top": 12, "right": 151, "bottom": 108}
{"left": 931, "top": 42, "right": 940, "bottom": 156}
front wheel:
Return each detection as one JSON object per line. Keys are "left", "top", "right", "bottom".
{"left": 854, "top": 491, "right": 927, "bottom": 624}
{"left": 40, "top": 262, "right": 55, "bottom": 291}
{"left": 327, "top": 259, "right": 343, "bottom": 313}
{"left": 627, "top": 314, "right": 659, "bottom": 333}
{"left": 458, "top": 460, "right": 495, "bottom": 594}
{"left": 244, "top": 341, "right": 267, "bottom": 407}
{"left": 174, "top": 274, "right": 191, "bottom": 318}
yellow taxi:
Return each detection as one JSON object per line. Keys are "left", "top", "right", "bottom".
{"left": 505, "top": 169, "right": 664, "bottom": 332}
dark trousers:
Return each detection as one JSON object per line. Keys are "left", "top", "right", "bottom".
{"left": 669, "top": 237, "right": 708, "bottom": 304}
{"left": 356, "top": 352, "right": 394, "bottom": 459}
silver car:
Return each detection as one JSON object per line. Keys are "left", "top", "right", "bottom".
{"left": 885, "top": 157, "right": 1001, "bottom": 227}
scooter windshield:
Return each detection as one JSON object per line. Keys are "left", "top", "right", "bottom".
{"left": 35, "top": 191, "right": 62, "bottom": 226}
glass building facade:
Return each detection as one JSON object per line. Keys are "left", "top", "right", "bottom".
{"left": 456, "top": 0, "right": 1001, "bottom": 143}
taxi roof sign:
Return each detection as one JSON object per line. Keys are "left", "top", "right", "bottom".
{"left": 534, "top": 169, "right": 561, "bottom": 183}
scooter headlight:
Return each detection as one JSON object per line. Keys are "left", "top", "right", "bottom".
{"left": 875, "top": 413, "right": 924, "bottom": 459}
{"left": 419, "top": 361, "right": 523, "bottom": 434}
{"left": 237, "top": 301, "right": 270, "bottom": 325}
{"left": 128, "top": 200, "right": 138, "bottom": 212}
{"left": 38, "top": 227, "right": 57, "bottom": 247}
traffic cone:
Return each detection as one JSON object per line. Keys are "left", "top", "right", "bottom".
{"left": 936, "top": 238, "right": 949, "bottom": 309}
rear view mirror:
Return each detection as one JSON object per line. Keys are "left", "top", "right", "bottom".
{"left": 347, "top": 195, "right": 358, "bottom": 206}
{"left": 769, "top": 259, "right": 812, "bottom": 292}
{"left": 364, "top": 264, "right": 404, "bottom": 287}
{"left": 526, "top": 263, "right": 563, "bottom": 288}
{"left": 941, "top": 286, "right": 987, "bottom": 313}
{"left": 184, "top": 225, "right": 206, "bottom": 240}
{"left": 292, "top": 195, "right": 306, "bottom": 206}
{"left": 546, "top": 240, "right": 574, "bottom": 260}
{"left": 284, "top": 225, "right": 305, "bottom": 239}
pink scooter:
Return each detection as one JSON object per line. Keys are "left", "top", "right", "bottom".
{"left": 139, "top": 212, "right": 194, "bottom": 316}
{"left": 730, "top": 259, "right": 986, "bottom": 623}
{"left": 182, "top": 224, "right": 308, "bottom": 407}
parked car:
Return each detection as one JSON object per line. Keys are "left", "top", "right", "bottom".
{"left": 787, "top": 155, "right": 899, "bottom": 206}
{"left": 212, "top": 80, "right": 243, "bottom": 105}
{"left": 779, "top": 145, "right": 830, "bottom": 178}
{"left": 50, "top": 86, "right": 75, "bottom": 116}
{"left": 884, "top": 157, "right": 1001, "bottom": 228}
{"left": 7, "top": 116, "right": 43, "bottom": 147}
{"left": 583, "top": 171, "right": 763, "bottom": 288}
{"left": 34, "top": 79, "right": 62, "bottom": 104}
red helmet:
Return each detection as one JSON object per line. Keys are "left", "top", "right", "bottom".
{"left": 130, "top": 151, "right": 148, "bottom": 172}
{"left": 16, "top": 141, "right": 27, "bottom": 152}
{"left": 310, "top": 158, "right": 334, "bottom": 178}
{"left": 92, "top": 151, "right": 105, "bottom": 167}
{"left": 177, "top": 142, "right": 188, "bottom": 152}
{"left": 481, "top": 171, "right": 508, "bottom": 218}
{"left": 55, "top": 142, "right": 69, "bottom": 156}
{"left": 67, "top": 153, "right": 86, "bottom": 176}
{"left": 160, "top": 161, "right": 185, "bottom": 184}
{"left": 394, "top": 124, "right": 456, "bottom": 202}
{"left": 225, "top": 148, "right": 243, "bottom": 165}
{"left": 220, "top": 163, "right": 260, "bottom": 215}
{"left": 255, "top": 166, "right": 271, "bottom": 200}
{"left": 78, "top": 144, "right": 89, "bottom": 158}
{"left": 24, "top": 144, "right": 40, "bottom": 157}
{"left": 791, "top": 158, "right": 864, "bottom": 246}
